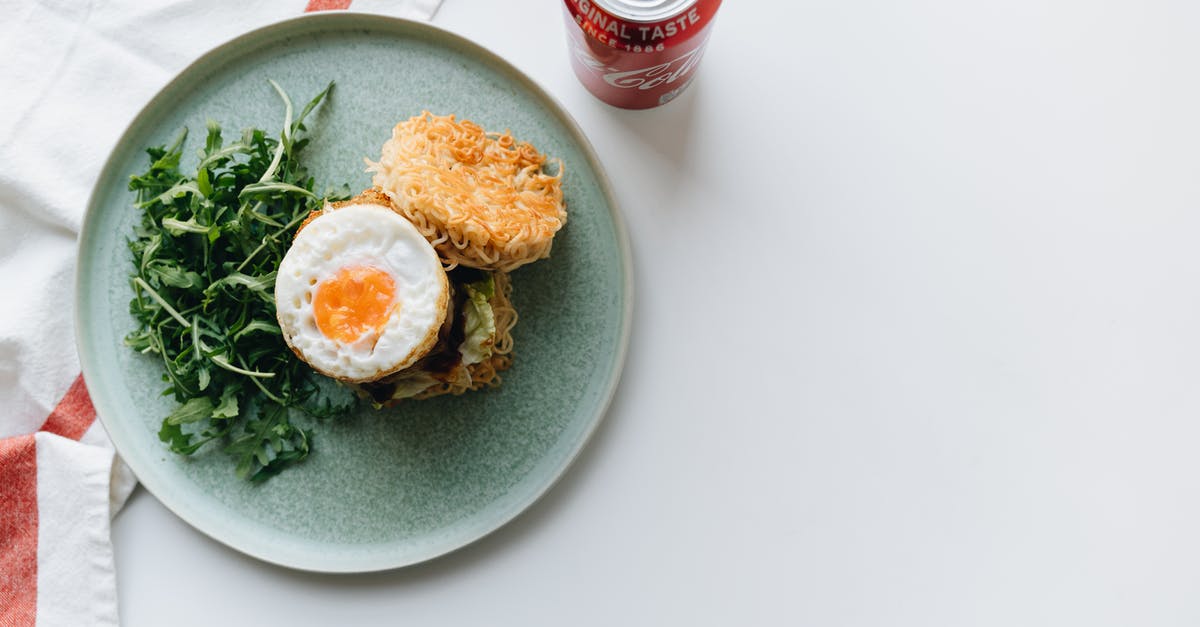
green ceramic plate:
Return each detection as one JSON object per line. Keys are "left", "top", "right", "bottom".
{"left": 77, "top": 13, "right": 630, "bottom": 572}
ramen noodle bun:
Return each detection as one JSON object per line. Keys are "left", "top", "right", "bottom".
{"left": 367, "top": 112, "right": 566, "bottom": 272}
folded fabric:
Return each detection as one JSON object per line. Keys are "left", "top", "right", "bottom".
{"left": 0, "top": 379, "right": 136, "bottom": 627}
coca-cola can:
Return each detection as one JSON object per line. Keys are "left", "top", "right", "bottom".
{"left": 561, "top": 0, "right": 723, "bottom": 110}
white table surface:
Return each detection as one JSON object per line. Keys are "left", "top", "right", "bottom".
{"left": 113, "top": 1, "right": 1200, "bottom": 625}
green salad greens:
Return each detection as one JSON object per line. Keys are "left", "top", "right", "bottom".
{"left": 125, "top": 81, "right": 357, "bottom": 482}
{"left": 460, "top": 275, "right": 497, "bottom": 366}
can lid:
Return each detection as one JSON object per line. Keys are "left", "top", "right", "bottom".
{"left": 593, "top": 0, "right": 698, "bottom": 22}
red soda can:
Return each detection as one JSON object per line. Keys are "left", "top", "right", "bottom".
{"left": 561, "top": 0, "right": 723, "bottom": 109}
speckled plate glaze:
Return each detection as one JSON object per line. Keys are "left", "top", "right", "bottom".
{"left": 76, "top": 13, "right": 630, "bottom": 572}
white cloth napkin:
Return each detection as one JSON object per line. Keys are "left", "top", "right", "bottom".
{"left": 0, "top": 1, "right": 441, "bottom": 625}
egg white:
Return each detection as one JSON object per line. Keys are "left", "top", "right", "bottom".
{"left": 275, "top": 202, "right": 448, "bottom": 382}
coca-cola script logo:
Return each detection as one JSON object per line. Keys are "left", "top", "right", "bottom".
{"left": 570, "top": 41, "right": 706, "bottom": 92}
{"left": 602, "top": 47, "right": 704, "bottom": 91}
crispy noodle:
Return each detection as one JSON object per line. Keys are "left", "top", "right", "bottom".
{"left": 366, "top": 112, "right": 566, "bottom": 272}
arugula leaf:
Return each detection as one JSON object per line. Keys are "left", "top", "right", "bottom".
{"left": 127, "top": 81, "right": 357, "bottom": 481}
{"left": 213, "top": 386, "right": 240, "bottom": 419}
{"left": 165, "top": 397, "right": 216, "bottom": 425}
{"left": 225, "top": 405, "right": 311, "bottom": 483}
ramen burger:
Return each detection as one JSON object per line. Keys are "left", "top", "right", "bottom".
{"left": 276, "top": 190, "right": 517, "bottom": 404}
{"left": 367, "top": 112, "right": 567, "bottom": 272}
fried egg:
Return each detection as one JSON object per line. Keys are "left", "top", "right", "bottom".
{"left": 275, "top": 198, "right": 448, "bottom": 383}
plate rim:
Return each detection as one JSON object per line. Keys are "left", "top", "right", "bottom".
{"left": 75, "top": 11, "right": 633, "bottom": 573}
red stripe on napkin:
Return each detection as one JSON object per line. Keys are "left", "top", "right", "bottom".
{"left": 305, "top": 0, "right": 352, "bottom": 11}
{"left": 40, "top": 374, "right": 97, "bottom": 441}
{"left": 0, "top": 434, "right": 38, "bottom": 627}
{"left": 0, "top": 374, "right": 97, "bottom": 627}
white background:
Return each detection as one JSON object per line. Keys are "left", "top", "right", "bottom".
{"left": 113, "top": 1, "right": 1200, "bottom": 625}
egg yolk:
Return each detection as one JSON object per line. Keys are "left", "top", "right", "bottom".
{"left": 312, "top": 265, "right": 398, "bottom": 343}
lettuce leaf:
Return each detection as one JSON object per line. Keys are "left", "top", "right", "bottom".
{"left": 366, "top": 371, "right": 439, "bottom": 408}
{"left": 460, "top": 276, "right": 496, "bottom": 366}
